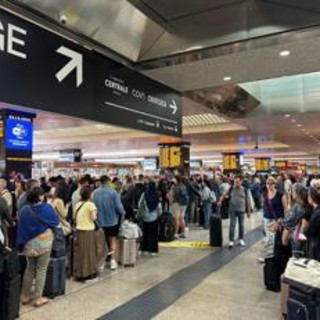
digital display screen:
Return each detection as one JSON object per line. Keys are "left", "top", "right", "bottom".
{"left": 159, "top": 145, "right": 184, "bottom": 168}
{"left": 5, "top": 118, "right": 33, "bottom": 150}
{"left": 255, "top": 158, "right": 270, "bottom": 172}
{"left": 223, "top": 154, "right": 239, "bottom": 171}
{"left": 143, "top": 158, "right": 157, "bottom": 171}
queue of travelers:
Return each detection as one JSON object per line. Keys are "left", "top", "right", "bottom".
{"left": 0, "top": 171, "right": 319, "bottom": 309}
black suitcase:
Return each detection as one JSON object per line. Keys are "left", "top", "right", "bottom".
{"left": 264, "top": 257, "right": 281, "bottom": 292}
{"left": 287, "top": 283, "right": 320, "bottom": 320}
{"left": 1, "top": 275, "right": 21, "bottom": 320}
{"left": 158, "top": 212, "right": 175, "bottom": 242}
{"left": 0, "top": 249, "right": 21, "bottom": 320}
{"left": 43, "top": 256, "right": 66, "bottom": 298}
{"left": 209, "top": 215, "right": 222, "bottom": 247}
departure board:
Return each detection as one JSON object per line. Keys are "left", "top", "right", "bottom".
{"left": 255, "top": 158, "right": 270, "bottom": 172}
{"left": 159, "top": 143, "right": 190, "bottom": 172}
{"left": 159, "top": 146, "right": 170, "bottom": 168}
{"left": 274, "top": 160, "right": 288, "bottom": 169}
{"left": 223, "top": 153, "right": 239, "bottom": 171}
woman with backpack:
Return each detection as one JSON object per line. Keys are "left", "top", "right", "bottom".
{"left": 138, "top": 181, "right": 162, "bottom": 255}
{"left": 201, "top": 180, "right": 217, "bottom": 230}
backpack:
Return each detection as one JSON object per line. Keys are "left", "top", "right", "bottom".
{"left": 158, "top": 212, "right": 175, "bottom": 242}
{"left": 175, "top": 185, "right": 189, "bottom": 206}
{"left": 202, "top": 186, "right": 216, "bottom": 203}
{"left": 119, "top": 220, "right": 142, "bottom": 239}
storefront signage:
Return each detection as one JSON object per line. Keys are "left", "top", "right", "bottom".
{"left": 0, "top": 7, "right": 181, "bottom": 137}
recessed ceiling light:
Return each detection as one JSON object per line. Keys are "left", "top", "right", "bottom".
{"left": 297, "top": 124, "right": 302, "bottom": 127}
{"left": 291, "top": 119, "right": 296, "bottom": 123}
{"left": 279, "top": 50, "right": 291, "bottom": 57}
{"left": 301, "top": 128, "right": 307, "bottom": 131}
{"left": 223, "top": 76, "right": 232, "bottom": 82}
{"left": 285, "top": 114, "right": 291, "bottom": 118}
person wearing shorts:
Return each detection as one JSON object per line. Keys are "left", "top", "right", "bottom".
{"left": 171, "top": 176, "right": 188, "bottom": 239}
{"left": 93, "top": 175, "right": 125, "bottom": 270}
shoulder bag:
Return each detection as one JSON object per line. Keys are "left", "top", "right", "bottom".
{"left": 28, "top": 206, "right": 66, "bottom": 257}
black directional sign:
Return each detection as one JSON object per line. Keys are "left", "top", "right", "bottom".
{"left": 0, "top": 7, "right": 182, "bottom": 137}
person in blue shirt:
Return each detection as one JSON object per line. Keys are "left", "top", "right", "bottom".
{"left": 93, "top": 175, "right": 125, "bottom": 270}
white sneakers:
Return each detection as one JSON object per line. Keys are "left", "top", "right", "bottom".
{"left": 229, "top": 240, "right": 245, "bottom": 248}
{"left": 110, "top": 259, "right": 118, "bottom": 270}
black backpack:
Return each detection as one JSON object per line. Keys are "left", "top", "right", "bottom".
{"left": 158, "top": 212, "right": 175, "bottom": 242}
{"left": 175, "top": 185, "right": 189, "bottom": 206}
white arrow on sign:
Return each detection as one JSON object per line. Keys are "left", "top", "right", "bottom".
{"left": 55, "top": 46, "right": 83, "bottom": 88}
{"left": 169, "top": 100, "right": 178, "bottom": 115}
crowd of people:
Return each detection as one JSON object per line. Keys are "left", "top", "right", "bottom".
{"left": 0, "top": 171, "right": 319, "bottom": 308}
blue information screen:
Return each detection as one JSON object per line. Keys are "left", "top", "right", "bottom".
{"left": 5, "top": 118, "right": 33, "bottom": 150}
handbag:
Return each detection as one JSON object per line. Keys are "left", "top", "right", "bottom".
{"left": 28, "top": 206, "right": 66, "bottom": 257}
{"left": 52, "top": 201, "right": 71, "bottom": 236}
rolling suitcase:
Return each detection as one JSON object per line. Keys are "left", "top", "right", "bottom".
{"left": 209, "top": 215, "right": 222, "bottom": 247}
{"left": 118, "top": 239, "right": 136, "bottom": 267}
{"left": 158, "top": 212, "right": 175, "bottom": 242}
{"left": 264, "top": 257, "right": 281, "bottom": 292}
{"left": 0, "top": 249, "right": 21, "bottom": 320}
{"left": 43, "top": 256, "right": 66, "bottom": 298}
{"left": 281, "top": 277, "right": 290, "bottom": 319}
{"left": 287, "top": 283, "right": 320, "bottom": 320}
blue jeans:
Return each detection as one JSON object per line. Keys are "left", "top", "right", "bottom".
{"left": 229, "top": 211, "right": 245, "bottom": 241}
{"left": 202, "top": 201, "right": 212, "bottom": 230}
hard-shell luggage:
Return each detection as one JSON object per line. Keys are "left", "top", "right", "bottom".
{"left": 264, "top": 257, "right": 281, "bottom": 292}
{"left": 0, "top": 249, "right": 21, "bottom": 320}
{"left": 51, "top": 228, "right": 66, "bottom": 258}
{"left": 209, "top": 215, "right": 222, "bottom": 247}
{"left": 281, "top": 277, "right": 290, "bottom": 319}
{"left": 1, "top": 275, "right": 21, "bottom": 320}
{"left": 43, "top": 256, "right": 66, "bottom": 298}
{"left": 158, "top": 212, "right": 175, "bottom": 242}
{"left": 118, "top": 239, "right": 136, "bottom": 267}
{"left": 287, "top": 283, "right": 320, "bottom": 320}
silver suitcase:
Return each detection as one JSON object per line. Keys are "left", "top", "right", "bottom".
{"left": 118, "top": 239, "right": 137, "bottom": 267}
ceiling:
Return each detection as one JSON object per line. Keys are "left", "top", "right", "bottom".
{"left": 3, "top": 0, "right": 320, "bottom": 166}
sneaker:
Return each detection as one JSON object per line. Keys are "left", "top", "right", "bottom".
{"left": 257, "top": 257, "right": 265, "bottom": 264}
{"left": 110, "top": 259, "right": 118, "bottom": 270}
{"left": 229, "top": 241, "right": 234, "bottom": 248}
{"left": 85, "top": 277, "right": 99, "bottom": 284}
{"left": 150, "top": 252, "right": 158, "bottom": 256}
{"left": 239, "top": 239, "right": 246, "bottom": 247}
{"left": 179, "top": 234, "right": 187, "bottom": 239}
{"left": 174, "top": 234, "right": 179, "bottom": 240}
{"left": 99, "top": 262, "right": 106, "bottom": 271}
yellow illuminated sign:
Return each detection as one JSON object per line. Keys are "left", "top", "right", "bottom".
{"left": 170, "top": 146, "right": 181, "bottom": 168}
{"left": 255, "top": 158, "right": 270, "bottom": 172}
{"left": 223, "top": 154, "right": 238, "bottom": 170}
{"left": 159, "top": 145, "right": 183, "bottom": 168}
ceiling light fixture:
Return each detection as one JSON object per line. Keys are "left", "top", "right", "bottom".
{"left": 291, "top": 119, "right": 296, "bottom": 123}
{"left": 223, "top": 76, "right": 232, "bottom": 82}
{"left": 285, "top": 114, "right": 291, "bottom": 118}
{"left": 279, "top": 50, "right": 291, "bottom": 57}
{"left": 297, "top": 124, "right": 302, "bottom": 127}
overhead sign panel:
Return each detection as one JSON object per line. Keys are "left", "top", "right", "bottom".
{"left": 0, "top": 7, "right": 181, "bottom": 137}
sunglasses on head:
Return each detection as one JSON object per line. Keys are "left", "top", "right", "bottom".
{"left": 267, "top": 182, "right": 275, "bottom": 185}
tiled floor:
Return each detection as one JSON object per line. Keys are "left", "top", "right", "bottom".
{"left": 19, "top": 213, "right": 280, "bottom": 320}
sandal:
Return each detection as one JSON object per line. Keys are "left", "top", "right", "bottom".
{"left": 33, "top": 297, "right": 49, "bottom": 308}
{"left": 21, "top": 297, "right": 33, "bottom": 305}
